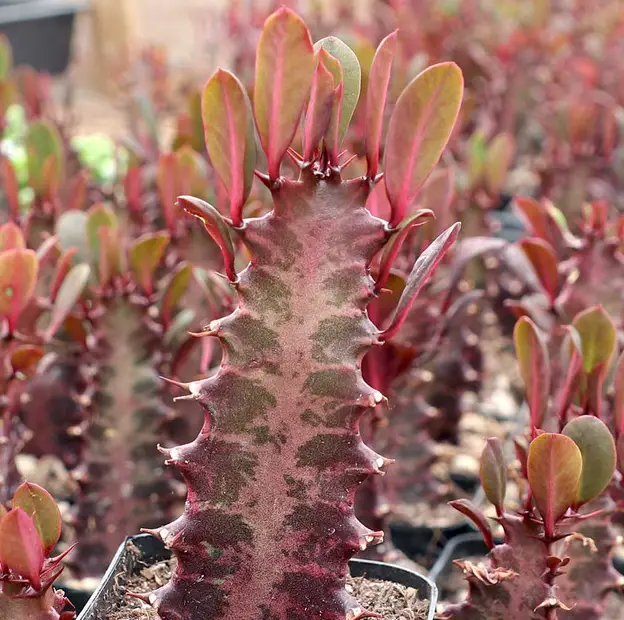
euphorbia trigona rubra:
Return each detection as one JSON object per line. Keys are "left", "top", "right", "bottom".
{"left": 140, "top": 7, "right": 465, "bottom": 619}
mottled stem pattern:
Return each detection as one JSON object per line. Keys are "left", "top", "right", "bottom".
{"left": 151, "top": 174, "right": 392, "bottom": 620}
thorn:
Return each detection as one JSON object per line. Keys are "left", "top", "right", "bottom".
{"left": 157, "top": 444, "right": 172, "bottom": 457}
{"left": 339, "top": 153, "right": 358, "bottom": 172}
{"left": 254, "top": 169, "right": 273, "bottom": 189}
{"left": 140, "top": 527, "right": 163, "bottom": 541}
{"left": 173, "top": 394, "right": 198, "bottom": 402}
{"left": 188, "top": 329, "right": 217, "bottom": 338}
{"left": 160, "top": 376, "right": 191, "bottom": 390}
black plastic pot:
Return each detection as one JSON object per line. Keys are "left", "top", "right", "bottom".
{"left": 429, "top": 532, "right": 491, "bottom": 586}
{"left": 77, "top": 534, "right": 439, "bottom": 620}
{"left": 390, "top": 519, "right": 476, "bottom": 567}
{"left": 0, "top": 1, "right": 88, "bottom": 74}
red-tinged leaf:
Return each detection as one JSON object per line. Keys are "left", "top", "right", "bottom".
{"left": 601, "top": 106, "right": 618, "bottom": 158}
{"left": 484, "top": 132, "right": 515, "bottom": 196}
{"left": 449, "top": 499, "right": 494, "bottom": 549}
{"left": 178, "top": 196, "right": 237, "bottom": 282}
{"left": 417, "top": 167, "right": 455, "bottom": 240}
{"left": 480, "top": 437, "right": 507, "bottom": 512}
{"left": 12, "top": 482, "right": 62, "bottom": 553}
{"left": 254, "top": 7, "right": 316, "bottom": 180}
{"left": 324, "top": 81, "right": 343, "bottom": 164}
{"left": 556, "top": 325, "right": 583, "bottom": 424}
{"left": 176, "top": 146, "right": 209, "bottom": 199}
{"left": 376, "top": 209, "right": 435, "bottom": 290}
{"left": 366, "top": 177, "right": 391, "bottom": 220}
{"left": 0, "top": 508, "right": 44, "bottom": 589}
{"left": 527, "top": 433, "right": 582, "bottom": 536}
{"left": 0, "top": 158, "right": 20, "bottom": 220}
{"left": 63, "top": 315, "right": 88, "bottom": 348}
{"left": 512, "top": 196, "right": 551, "bottom": 242}
{"left": 50, "top": 248, "right": 78, "bottom": 303}
{"left": 519, "top": 237, "right": 559, "bottom": 304}
{"left": 86, "top": 204, "right": 120, "bottom": 283}
{"left": 160, "top": 261, "right": 193, "bottom": 326}
{"left": 10, "top": 345, "right": 44, "bottom": 378}
{"left": 382, "top": 222, "right": 460, "bottom": 340}
{"left": 365, "top": 30, "right": 397, "bottom": 179}
{"left": 66, "top": 170, "right": 90, "bottom": 212}
{"left": 129, "top": 232, "right": 170, "bottom": 296}
{"left": 615, "top": 351, "right": 624, "bottom": 436}
{"left": 302, "top": 54, "right": 335, "bottom": 162}
{"left": 562, "top": 416, "right": 616, "bottom": 506}
{"left": 0, "top": 248, "right": 38, "bottom": 329}
{"left": 513, "top": 316, "right": 550, "bottom": 430}
{"left": 384, "top": 62, "right": 464, "bottom": 227}
{"left": 124, "top": 165, "right": 143, "bottom": 218}
{"left": 0, "top": 504, "right": 6, "bottom": 519}
{"left": 0, "top": 221, "right": 25, "bottom": 251}
{"left": 156, "top": 153, "right": 179, "bottom": 233}
{"left": 202, "top": 69, "right": 256, "bottom": 225}
{"left": 25, "top": 120, "right": 64, "bottom": 198}
{"left": 45, "top": 263, "right": 91, "bottom": 339}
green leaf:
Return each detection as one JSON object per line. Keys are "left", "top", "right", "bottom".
{"left": 86, "top": 203, "right": 121, "bottom": 284}
{"left": 527, "top": 433, "right": 582, "bottom": 535}
{"left": 0, "top": 35, "right": 12, "bottom": 79}
{"left": 129, "top": 232, "right": 170, "bottom": 296}
{"left": 202, "top": 69, "right": 256, "bottom": 225}
{"left": 160, "top": 261, "right": 193, "bottom": 324}
{"left": 480, "top": 437, "right": 507, "bottom": 511}
{"left": 314, "top": 36, "right": 361, "bottom": 149}
{"left": 484, "top": 132, "right": 515, "bottom": 195}
{"left": 514, "top": 316, "right": 550, "bottom": 429}
{"left": 254, "top": 7, "right": 316, "bottom": 180}
{"left": 11, "top": 482, "right": 62, "bottom": 553}
{"left": 384, "top": 62, "right": 464, "bottom": 226}
{"left": 25, "top": 120, "right": 64, "bottom": 198}
{"left": 562, "top": 416, "right": 616, "bottom": 506}
{"left": 572, "top": 306, "right": 617, "bottom": 375}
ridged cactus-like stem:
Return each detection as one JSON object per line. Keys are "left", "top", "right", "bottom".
{"left": 145, "top": 8, "right": 464, "bottom": 618}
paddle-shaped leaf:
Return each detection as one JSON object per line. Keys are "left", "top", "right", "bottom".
{"left": 12, "top": 482, "right": 62, "bottom": 553}
{"left": 512, "top": 196, "right": 550, "bottom": 241}
{"left": 527, "top": 433, "right": 582, "bottom": 536}
{"left": 254, "top": 7, "right": 315, "bottom": 180}
{"left": 484, "top": 132, "right": 515, "bottom": 195}
{"left": 514, "top": 316, "right": 550, "bottom": 430}
{"left": 382, "top": 222, "right": 460, "bottom": 339}
{"left": 0, "top": 34, "right": 12, "bottom": 78}
{"left": 0, "top": 222, "right": 25, "bottom": 251}
{"left": 314, "top": 36, "right": 361, "bottom": 150}
{"left": 384, "top": 62, "right": 464, "bottom": 226}
{"left": 87, "top": 204, "right": 121, "bottom": 284}
{"left": 0, "top": 508, "right": 45, "bottom": 589}
{"left": 45, "top": 263, "right": 91, "bottom": 339}
{"left": 572, "top": 305, "right": 617, "bottom": 375}
{"left": 562, "top": 416, "right": 616, "bottom": 506}
{"left": 376, "top": 209, "right": 435, "bottom": 290}
{"left": 0, "top": 159, "right": 20, "bottom": 220}
{"left": 202, "top": 69, "right": 255, "bottom": 225}
{"left": 56, "top": 210, "right": 89, "bottom": 265}
{"left": 519, "top": 237, "right": 559, "bottom": 304}
{"left": 556, "top": 325, "right": 584, "bottom": 424}
{"left": 302, "top": 53, "right": 335, "bottom": 162}
{"left": 365, "top": 30, "right": 397, "bottom": 179}
{"left": 0, "top": 248, "right": 38, "bottom": 329}
{"left": 480, "top": 437, "right": 507, "bottom": 512}
{"left": 160, "top": 261, "right": 193, "bottom": 326}
{"left": 25, "top": 120, "right": 64, "bottom": 197}
{"left": 177, "top": 196, "right": 237, "bottom": 282}
{"left": 417, "top": 167, "right": 455, "bottom": 240}
{"left": 129, "top": 232, "right": 170, "bottom": 296}
{"left": 448, "top": 499, "right": 494, "bottom": 549}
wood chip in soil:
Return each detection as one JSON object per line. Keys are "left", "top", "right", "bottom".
{"left": 104, "top": 557, "right": 429, "bottom": 619}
